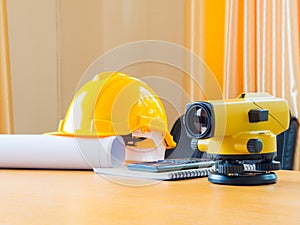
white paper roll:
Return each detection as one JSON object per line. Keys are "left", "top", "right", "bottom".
{"left": 0, "top": 134, "right": 126, "bottom": 169}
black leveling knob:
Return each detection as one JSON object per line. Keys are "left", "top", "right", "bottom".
{"left": 256, "top": 161, "right": 281, "bottom": 171}
{"left": 247, "top": 139, "right": 263, "bottom": 153}
{"left": 217, "top": 161, "right": 244, "bottom": 175}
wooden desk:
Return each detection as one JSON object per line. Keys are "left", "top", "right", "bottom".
{"left": 0, "top": 169, "right": 299, "bottom": 225}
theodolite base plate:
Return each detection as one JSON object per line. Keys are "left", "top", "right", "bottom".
{"left": 208, "top": 171, "right": 277, "bottom": 185}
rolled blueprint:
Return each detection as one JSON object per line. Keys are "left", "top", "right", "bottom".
{"left": 0, "top": 134, "right": 125, "bottom": 169}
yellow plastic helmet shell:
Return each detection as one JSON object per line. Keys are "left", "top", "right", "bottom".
{"left": 55, "top": 72, "right": 176, "bottom": 149}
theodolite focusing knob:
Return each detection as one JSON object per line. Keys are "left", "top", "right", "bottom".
{"left": 247, "top": 139, "right": 263, "bottom": 153}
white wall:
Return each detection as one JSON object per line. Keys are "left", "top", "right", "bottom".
{"left": 7, "top": 0, "right": 58, "bottom": 133}
{"left": 7, "top": 0, "right": 184, "bottom": 133}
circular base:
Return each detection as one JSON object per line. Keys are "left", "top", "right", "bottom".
{"left": 208, "top": 171, "right": 277, "bottom": 186}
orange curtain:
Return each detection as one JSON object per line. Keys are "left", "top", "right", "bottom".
{"left": 184, "top": 0, "right": 300, "bottom": 170}
{"left": 184, "top": 0, "right": 226, "bottom": 101}
{"left": 0, "top": 0, "right": 14, "bottom": 133}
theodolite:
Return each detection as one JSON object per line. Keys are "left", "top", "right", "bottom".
{"left": 184, "top": 93, "right": 290, "bottom": 185}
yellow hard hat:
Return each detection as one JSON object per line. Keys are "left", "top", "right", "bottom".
{"left": 54, "top": 72, "right": 176, "bottom": 149}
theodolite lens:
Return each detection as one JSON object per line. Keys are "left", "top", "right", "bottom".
{"left": 184, "top": 102, "right": 214, "bottom": 139}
